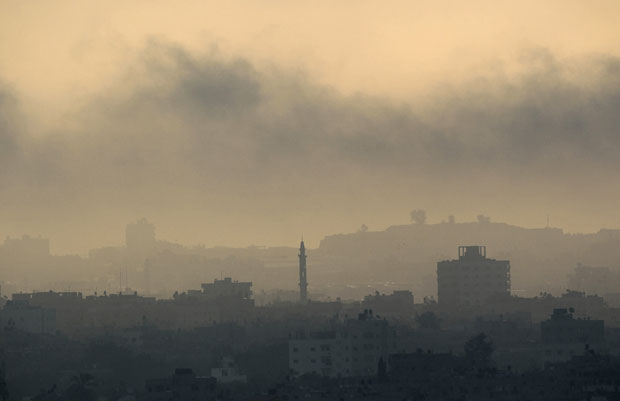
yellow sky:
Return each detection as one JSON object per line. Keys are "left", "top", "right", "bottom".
{"left": 1, "top": 1, "right": 620, "bottom": 253}
{"left": 2, "top": 0, "right": 619, "bottom": 106}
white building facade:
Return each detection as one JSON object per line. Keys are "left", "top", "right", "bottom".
{"left": 289, "top": 310, "right": 391, "bottom": 377}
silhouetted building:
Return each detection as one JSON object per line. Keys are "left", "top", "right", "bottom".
{"left": 0, "top": 235, "right": 50, "bottom": 264}
{"left": 299, "top": 240, "right": 308, "bottom": 304}
{"left": 437, "top": 246, "right": 510, "bottom": 305}
{"left": 2, "top": 234, "right": 50, "bottom": 258}
{"left": 539, "top": 308, "right": 606, "bottom": 364}
{"left": 541, "top": 308, "right": 604, "bottom": 345}
{"left": 362, "top": 290, "right": 413, "bottom": 317}
{"left": 200, "top": 277, "right": 252, "bottom": 300}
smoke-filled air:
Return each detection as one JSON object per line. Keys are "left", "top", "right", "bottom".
{"left": 2, "top": 1, "right": 620, "bottom": 400}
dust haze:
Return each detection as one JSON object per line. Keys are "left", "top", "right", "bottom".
{"left": 4, "top": 3, "right": 620, "bottom": 400}
{"left": 1, "top": 41, "right": 620, "bottom": 253}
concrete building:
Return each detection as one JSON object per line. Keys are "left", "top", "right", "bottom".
{"left": 541, "top": 308, "right": 604, "bottom": 345}
{"left": 200, "top": 277, "right": 252, "bottom": 300}
{"left": 0, "top": 300, "right": 56, "bottom": 334}
{"left": 289, "top": 310, "right": 391, "bottom": 378}
{"left": 540, "top": 308, "right": 605, "bottom": 364}
{"left": 437, "top": 246, "right": 510, "bottom": 306}
{"left": 362, "top": 290, "right": 414, "bottom": 317}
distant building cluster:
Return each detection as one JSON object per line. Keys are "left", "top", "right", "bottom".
{"left": 5, "top": 231, "right": 620, "bottom": 401}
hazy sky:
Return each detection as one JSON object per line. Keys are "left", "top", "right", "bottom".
{"left": 1, "top": 1, "right": 620, "bottom": 254}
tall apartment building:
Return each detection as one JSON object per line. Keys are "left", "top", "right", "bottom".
{"left": 437, "top": 246, "right": 510, "bottom": 306}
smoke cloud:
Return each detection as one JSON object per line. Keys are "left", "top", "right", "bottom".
{"left": 1, "top": 42, "right": 619, "bottom": 251}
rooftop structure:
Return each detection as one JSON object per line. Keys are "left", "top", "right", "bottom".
{"left": 200, "top": 277, "right": 252, "bottom": 300}
{"left": 362, "top": 290, "right": 413, "bottom": 317}
{"left": 541, "top": 308, "right": 604, "bottom": 345}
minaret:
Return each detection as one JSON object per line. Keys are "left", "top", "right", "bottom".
{"left": 299, "top": 239, "right": 308, "bottom": 304}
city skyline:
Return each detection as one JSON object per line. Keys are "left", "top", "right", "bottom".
{"left": 2, "top": 3, "right": 620, "bottom": 398}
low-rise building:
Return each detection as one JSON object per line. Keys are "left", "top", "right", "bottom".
{"left": 362, "top": 290, "right": 413, "bottom": 317}
{"left": 200, "top": 277, "right": 253, "bottom": 300}
{"left": 0, "top": 300, "right": 56, "bottom": 334}
{"left": 540, "top": 308, "right": 605, "bottom": 363}
{"left": 289, "top": 309, "right": 391, "bottom": 378}
{"left": 541, "top": 308, "right": 604, "bottom": 345}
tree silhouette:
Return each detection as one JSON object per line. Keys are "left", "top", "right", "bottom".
{"left": 410, "top": 209, "right": 427, "bottom": 224}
